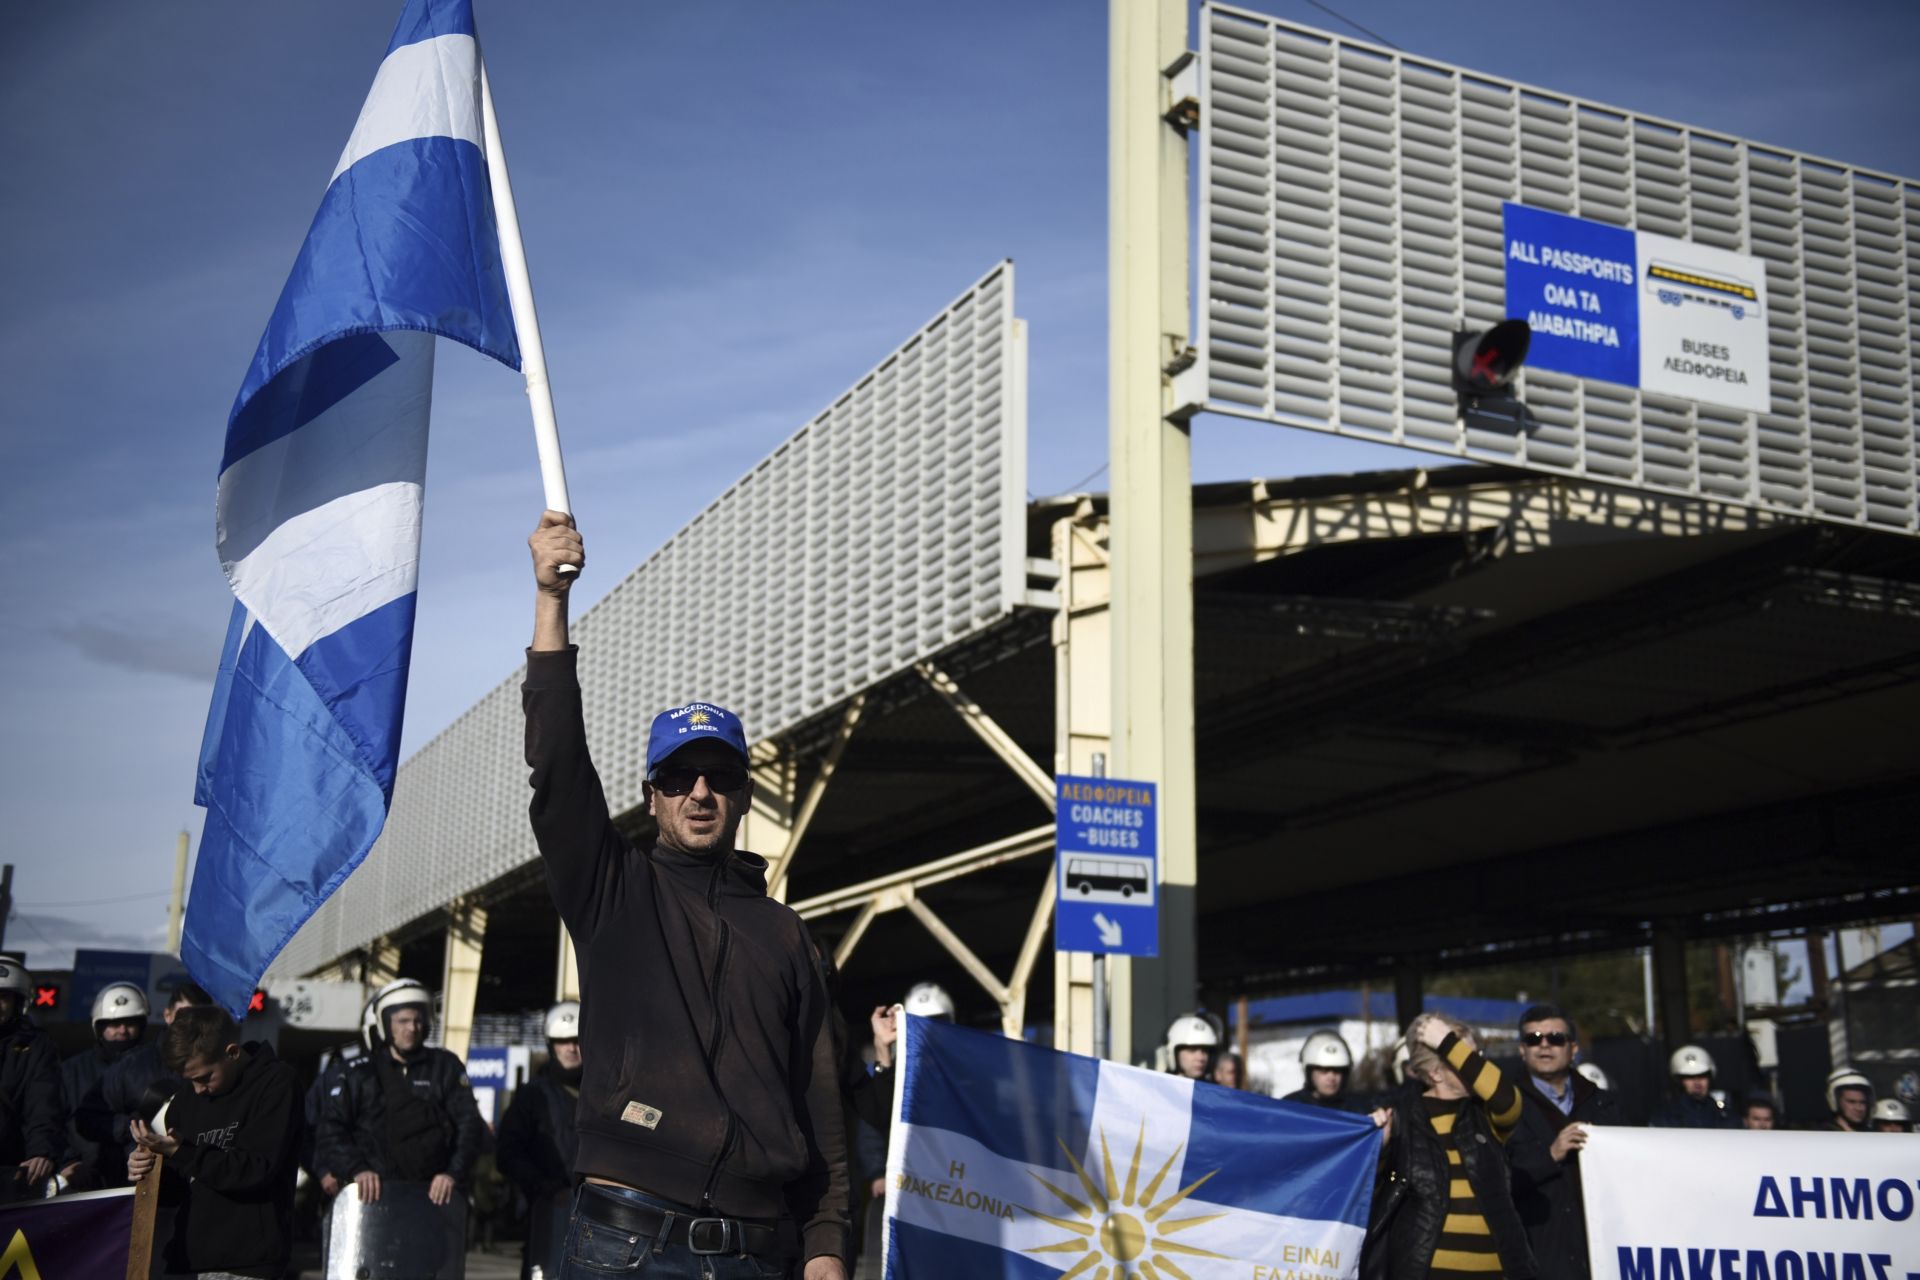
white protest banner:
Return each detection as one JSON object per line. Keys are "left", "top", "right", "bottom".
{"left": 1581, "top": 1128, "right": 1918, "bottom": 1280}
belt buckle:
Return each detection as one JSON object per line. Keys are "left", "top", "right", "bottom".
{"left": 687, "top": 1216, "right": 739, "bottom": 1256}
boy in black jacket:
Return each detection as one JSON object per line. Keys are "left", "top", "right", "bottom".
{"left": 128, "top": 1005, "right": 301, "bottom": 1280}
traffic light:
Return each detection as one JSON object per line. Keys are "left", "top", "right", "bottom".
{"left": 1452, "top": 318, "right": 1536, "bottom": 434}
{"left": 32, "top": 984, "right": 60, "bottom": 1012}
{"left": 1452, "top": 319, "right": 1532, "bottom": 395}
{"left": 247, "top": 989, "right": 268, "bottom": 1015}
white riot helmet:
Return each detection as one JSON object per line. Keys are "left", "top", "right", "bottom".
{"left": 1575, "top": 1061, "right": 1612, "bottom": 1091}
{"left": 0, "top": 959, "right": 30, "bottom": 1002}
{"left": 902, "top": 983, "right": 955, "bottom": 1022}
{"left": 92, "top": 982, "right": 150, "bottom": 1035}
{"left": 1668, "top": 1044, "right": 1715, "bottom": 1078}
{"left": 545, "top": 1000, "right": 582, "bottom": 1041}
{"left": 1165, "top": 1014, "right": 1218, "bottom": 1054}
{"left": 1300, "top": 1030, "right": 1353, "bottom": 1071}
{"left": 362, "top": 978, "right": 433, "bottom": 1052}
{"left": 1870, "top": 1098, "right": 1911, "bottom": 1126}
{"left": 1826, "top": 1067, "right": 1873, "bottom": 1113}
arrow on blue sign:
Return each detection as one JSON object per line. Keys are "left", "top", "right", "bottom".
{"left": 1093, "top": 913, "right": 1124, "bottom": 948}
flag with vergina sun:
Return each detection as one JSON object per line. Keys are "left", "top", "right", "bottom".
{"left": 883, "top": 1017, "right": 1378, "bottom": 1280}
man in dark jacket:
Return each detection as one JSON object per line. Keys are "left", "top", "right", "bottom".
{"left": 524, "top": 511, "right": 851, "bottom": 1279}
{"left": 127, "top": 1005, "right": 301, "bottom": 1279}
{"left": 1507, "top": 1005, "right": 1620, "bottom": 1280}
{"left": 0, "top": 959, "right": 63, "bottom": 1203}
{"left": 497, "top": 1000, "right": 582, "bottom": 1280}
{"left": 317, "top": 978, "right": 485, "bottom": 1208}
{"left": 58, "top": 981, "right": 149, "bottom": 1190}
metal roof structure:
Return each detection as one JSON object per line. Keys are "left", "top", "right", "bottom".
{"left": 275, "top": 263, "right": 1028, "bottom": 975}
{"left": 1197, "top": 4, "right": 1920, "bottom": 534}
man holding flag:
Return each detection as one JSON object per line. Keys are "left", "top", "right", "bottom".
{"left": 187, "top": 0, "right": 554, "bottom": 1015}
{"left": 523, "top": 515, "right": 851, "bottom": 1278}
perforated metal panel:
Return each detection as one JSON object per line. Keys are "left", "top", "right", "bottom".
{"left": 275, "top": 263, "right": 1027, "bottom": 973}
{"left": 1200, "top": 4, "right": 1919, "bottom": 534}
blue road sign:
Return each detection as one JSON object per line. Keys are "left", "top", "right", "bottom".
{"left": 1054, "top": 775, "right": 1157, "bottom": 957}
{"left": 1503, "top": 202, "right": 1641, "bottom": 388}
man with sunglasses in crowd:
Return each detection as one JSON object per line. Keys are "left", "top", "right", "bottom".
{"left": 1506, "top": 1003, "right": 1618, "bottom": 1280}
{"left": 523, "top": 512, "right": 849, "bottom": 1280}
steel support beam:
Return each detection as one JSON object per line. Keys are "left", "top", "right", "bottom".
{"left": 768, "top": 695, "right": 866, "bottom": 900}
{"left": 439, "top": 898, "right": 487, "bottom": 1063}
{"left": 1003, "top": 870, "right": 1060, "bottom": 1037}
{"left": 914, "top": 665, "right": 1054, "bottom": 811}
{"left": 741, "top": 744, "right": 798, "bottom": 902}
{"left": 363, "top": 937, "right": 401, "bottom": 989}
{"left": 904, "top": 890, "right": 1011, "bottom": 1008}
{"left": 1107, "top": 0, "right": 1196, "bottom": 1067}
{"left": 790, "top": 825, "right": 1055, "bottom": 920}
{"left": 833, "top": 899, "right": 883, "bottom": 971}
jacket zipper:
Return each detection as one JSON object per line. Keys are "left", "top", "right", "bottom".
{"left": 699, "top": 858, "right": 739, "bottom": 1209}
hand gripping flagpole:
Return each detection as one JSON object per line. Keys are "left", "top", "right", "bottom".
{"left": 480, "top": 60, "right": 578, "bottom": 574}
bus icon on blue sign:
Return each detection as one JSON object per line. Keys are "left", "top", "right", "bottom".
{"left": 1063, "top": 856, "right": 1153, "bottom": 905}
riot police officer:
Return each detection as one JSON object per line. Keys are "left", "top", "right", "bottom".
{"left": 317, "top": 978, "right": 484, "bottom": 1209}
{"left": 497, "top": 1001, "right": 582, "bottom": 1280}
{"left": 0, "top": 959, "right": 62, "bottom": 1202}
{"left": 59, "top": 981, "right": 148, "bottom": 1188}
{"left": 1648, "top": 1045, "right": 1736, "bottom": 1129}
{"left": 1283, "top": 1029, "right": 1358, "bottom": 1110}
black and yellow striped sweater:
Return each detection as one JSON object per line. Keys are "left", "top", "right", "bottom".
{"left": 1422, "top": 1033, "right": 1524, "bottom": 1277}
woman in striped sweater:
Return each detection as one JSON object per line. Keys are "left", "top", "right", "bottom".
{"left": 1372, "top": 1013, "right": 1536, "bottom": 1280}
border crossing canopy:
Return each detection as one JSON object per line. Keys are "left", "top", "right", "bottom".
{"left": 275, "top": 263, "right": 1028, "bottom": 973}
{"left": 1197, "top": 3, "right": 1920, "bottom": 535}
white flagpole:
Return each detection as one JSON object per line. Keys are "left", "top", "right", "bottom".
{"left": 479, "top": 60, "right": 579, "bottom": 572}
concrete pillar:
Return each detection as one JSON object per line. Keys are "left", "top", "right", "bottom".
{"left": 1052, "top": 513, "right": 1112, "bottom": 1055}
{"left": 439, "top": 898, "right": 487, "bottom": 1063}
{"left": 1107, "top": 0, "right": 1196, "bottom": 1069}
{"left": 1393, "top": 964, "right": 1424, "bottom": 1031}
{"left": 1651, "top": 919, "right": 1691, "bottom": 1054}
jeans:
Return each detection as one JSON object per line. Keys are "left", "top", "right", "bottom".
{"left": 558, "top": 1184, "right": 792, "bottom": 1280}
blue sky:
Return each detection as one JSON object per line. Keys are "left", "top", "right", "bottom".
{"left": 4, "top": 1, "right": 1916, "bottom": 968}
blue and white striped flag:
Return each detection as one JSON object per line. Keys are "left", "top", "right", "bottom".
{"left": 188, "top": 0, "right": 521, "bottom": 1014}
{"left": 884, "top": 1018, "right": 1378, "bottom": 1280}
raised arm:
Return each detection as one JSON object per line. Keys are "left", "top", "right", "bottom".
{"left": 524, "top": 511, "right": 628, "bottom": 940}
{"left": 529, "top": 510, "right": 582, "bottom": 652}
{"left": 1439, "top": 1031, "right": 1523, "bottom": 1140}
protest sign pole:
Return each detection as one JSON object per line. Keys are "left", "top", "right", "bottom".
{"left": 479, "top": 61, "right": 578, "bottom": 573}
{"left": 126, "top": 1157, "right": 161, "bottom": 1279}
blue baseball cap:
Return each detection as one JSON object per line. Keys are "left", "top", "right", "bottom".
{"left": 646, "top": 702, "right": 750, "bottom": 778}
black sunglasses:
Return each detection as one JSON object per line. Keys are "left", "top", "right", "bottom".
{"left": 1520, "top": 1031, "right": 1570, "bottom": 1047}
{"left": 650, "top": 765, "right": 749, "bottom": 796}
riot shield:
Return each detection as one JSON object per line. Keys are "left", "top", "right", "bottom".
{"left": 524, "top": 1188, "right": 571, "bottom": 1280}
{"left": 324, "top": 1180, "right": 467, "bottom": 1279}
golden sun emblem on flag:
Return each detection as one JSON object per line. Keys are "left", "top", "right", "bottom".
{"left": 1022, "top": 1121, "right": 1229, "bottom": 1280}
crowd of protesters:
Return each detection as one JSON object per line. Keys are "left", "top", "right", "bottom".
{"left": 1, "top": 953, "right": 1913, "bottom": 1280}
{"left": 1151, "top": 999, "right": 1915, "bottom": 1280}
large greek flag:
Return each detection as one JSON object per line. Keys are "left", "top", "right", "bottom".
{"left": 884, "top": 1018, "right": 1378, "bottom": 1280}
{"left": 187, "top": 0, "right": 520, "bottom": 1014}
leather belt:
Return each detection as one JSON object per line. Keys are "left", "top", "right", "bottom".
{"left": 577, "top": 1183, "right": 794, "bottom": 1260}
